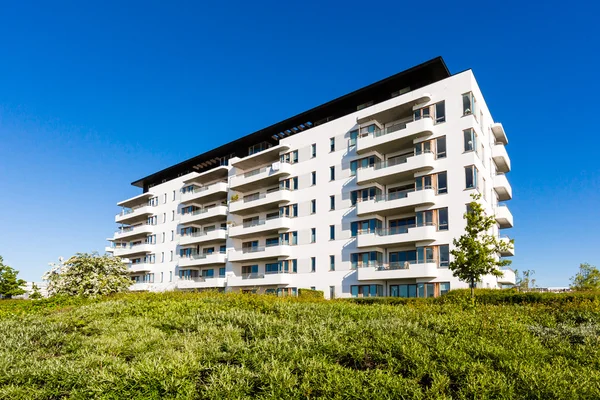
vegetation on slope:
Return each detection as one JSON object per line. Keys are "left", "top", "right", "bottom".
{"left": 1, "top": 291, "right": 599, "bottom": 399}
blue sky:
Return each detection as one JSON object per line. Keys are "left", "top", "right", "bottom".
{"left": 0, "top": 0, "right": 598, "bottom": 286}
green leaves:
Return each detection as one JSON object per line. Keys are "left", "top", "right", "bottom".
{"left": 0, "top": 256, "right": 27, "bottom": 299}
{"left": 571, "top": 263, "right": 600, "bottom": 291}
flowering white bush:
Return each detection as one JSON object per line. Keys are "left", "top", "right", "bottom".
{"left": 44, "top": 252, "right": 131, "bottom": 297}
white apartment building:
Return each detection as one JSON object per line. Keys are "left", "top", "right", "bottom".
{"left": 107, "top": 57, "right": 515, "bottom": 299}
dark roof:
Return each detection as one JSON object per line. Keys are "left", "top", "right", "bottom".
{"left": 132, "top": 56, "right": 451, "bottom": 190}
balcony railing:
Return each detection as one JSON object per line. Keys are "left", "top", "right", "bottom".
{"left": 359, "top": 222, "right": 436, "bottom": 237}
{"left": 354, "top": 259, "right": 441, "bottom": 270}
{"left": 116, "top": 203, "right": 155, "bottom": 217}
{"left": 181, "top": 181, "right": 226, "bottom": 195}
{"left": 180, "top": 251, "right": 226, "bottom": 260}
{"left": 373, "top": 150, "right": 432, "bottom": 171}
{"left": 178, "top": 275, "right": 226, "bottom": 282}
{"left": 242, "top": 214, "right": 281, "bottom": 228}
{"left": 180, "top": 227, "right": 227, "bottom": 238}
{"left": 372, "top": 185, "right": 433, "bottom": 203}
{"left": 234, "top": 187, "right": 290, "bottom": 204}
{"left": 357, "top": 117, "right": 429, "bottom": 140}
{"left": 240, "top": 271, "right": 294, "bottom": 280}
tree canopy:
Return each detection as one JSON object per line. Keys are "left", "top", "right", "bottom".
{"left": 43, "top": 252, "right": 131, "bottom": 297}
{"left": 0, "top": 256, "right": 27, "bottom": 299}
{"left": 449, "top": 194, "right": 514, "bottom": 302}
{"left": 570, "top": 263, "right": 600, "bottom": 291}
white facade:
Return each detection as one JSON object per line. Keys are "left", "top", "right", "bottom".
{"left": 108, "top": 61, "right": 514, "bottom": 299}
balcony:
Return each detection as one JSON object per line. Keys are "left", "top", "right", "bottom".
{"left": 115, "top": 205, "right": 155, "bottom": 224}
{"left": 117, "top": 192, "right": 155, "bottom": 209}
{"left": 179, "top": 252, "right": 227, "bottom": 268}
{"left": 228, "top": 245, "right": 291, "bottom": 263}
{"left": 491, "top": 123, "right": 508, "bottom": 145}
{"left": 128, "top": 263, "right": 153, "bottom": 274}
{"left": 357, "top": 262, "right": 439, "bottom": 281}
{"left": 183, "top": 166, "right": 229, "bottom": 186}
{"left": 112, "top": 243, "right": 153, "bottom": 258}
{"left": 492, "top": 143, "right": 511, "bottom": 173}
{"left": 356, "top": 189, "right": 436, "bottom": 217}
{"left": 129, "top": 282, "right": 152, "bottom": 291}
{"left": 229, "top": 188, "right": 292, "bottom": 215}
{"left": 113, "top": 224, "right": 153, "bottom": 241}
{"left": 181, "top": 182, "right": 228, "bottom": 204}
{"left": 228, "top": 271, "right": 294, "bottom": 287}
{"left": 356, "top": 224, "right": 437, "bottom": 248}
{"left": 230, "top": 163, "right": 292, "bottom": 192}
{"left": 498, "top": 268, "right": 516, "bottom": 285}
{"left": 493, "top": 173, "right": 513, "bottom": 201}
{"left": 229, "top": 216, "right": 292, "bottom": 239}
{"left": 176, "top": 276, "right": 227, "bottom": 290}
{"left": 495, "top": 204, "right": 514, "bottom": 229}
{"left": 179, "top": 228, "right": 227, "bottom": 246}
{"left": 500, "top": 236, "right": 515, "bottom": 257}
{"left": 231, "top": 144, "right": 290, "bottom": 170}
{"left": 356, "top": 117, "right": 434, "bottom": 155}
{"left": 180, "top": 205, "right": 228, "bottom": 225}
{"left": 356, "top": 152, "right": 435, "bottom": 186}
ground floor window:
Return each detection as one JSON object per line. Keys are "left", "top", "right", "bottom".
{"left": 389, "top": 282, "right": 450, "bottom": 298}
{"left": 351, "top": 284, "right": 383, "bottom": 297}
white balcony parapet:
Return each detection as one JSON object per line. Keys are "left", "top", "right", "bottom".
{"left": 356, "top": 151, "right": 435, "bottom": 185}
{"left": 179, "top": 252, "right": 227, "bottom": 268}
{"left": 356, "top": 224, "right": 437, "bottom": 248}
{"left": 493, "top": 173, "right": 513, "bottom": 201}
{"left": 356, "top": 188, "right": 436, "bottom": 217}
{"left": 112, "top": 243, "right": 153, "bottom": 257}
{"left": 230, "top": 162, "right": 292, "bottom": 192}
{"left": 115, "top": 204, "right": 155, "bottom": 224}
{"left": 231, "top": 144, "right": 291, "bottom": 170}
{"left": 129, "top": 282, "right": 152, "bottom": 291}
{"left": 117, "top": 192, "right": 155, "bottom": 208}
{"left": 495, "top": 204, "right": 514, "bottom": 229}
{"left": 180, "top": 205, "right": 228, "bottom": 225}
{"left": 356, "top": 262, "right": 439, "bottom": 281}
{"left": 179, "top": 228, "right": 227, "bottom": 246}
{"left": 228, "top": 245, "right": 292, "bottom": 262}
{"left": 128, "top": 263, "right": 153, "bottom": 273}
{"left": 491, "top": 123, "right": 508, "bottom": 145}
{"left": 492, "top": 143, "right": 511, "bottom": 173}
{"left": 176, "top": 276, "right": 227, "bottom": 289}
{"left": 228, "top": 271, "right": 295, "bottom": 287}
{"left": 229, "top": 216, "right": 292, "bottom": 239}
{"left": 114, "top": 224, "right": 153, "bottom": 240}
{"left": 180, "top": 182, "right": 228, "bottom": 204}
{"left": 229, "top": 188, "right": 292, "bottom": 215}
{"left": 498, "top": 268, "right": 516, "bottom": 285}
{"left": 356, "top": 117, "right": 434, "bottom": 155}
{"left": 499, "top": 236, "right": 515, "bottom": 257}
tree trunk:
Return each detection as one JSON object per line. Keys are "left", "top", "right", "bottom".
{"left": 470, "top": 279, "right": 475, "bottom": 306}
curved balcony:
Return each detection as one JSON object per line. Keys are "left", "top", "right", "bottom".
{"left": 492, "top": 143, "right": 511, "bottom": 173}
{"left": 180, "top": 182, "right": 228, "bottom": 204}
{"left": 113, "top": 224, "right": 153, "bottom": 241}
{"left": 356, "top": 117, "right": 434, "bottom": 155}
{"left": 176, "top": 276, "right": 227, "bottom": 290}
{"left": 229, "top": 216, "right": 292, "bottom": 239}
{"left": 495, "top": 204, "right": 514, "bottom": 229}
{"left": 229, "top": 188, "right": 292, "bottom": 215}
{"left": 230, "top": 163, "right": 292, "bottom": 192}
{"left": 115, "top": 205, "right": 155, "bottom": 224}
{"left": 357, "top": 262, "right": 439, "bottom": 281}
{"left": 128, "top": 263, "right": 153, "bottom": 274}
{"left": 112, "top": 243, "right": 153, "bottom": 258}
{"left": 498, "top": 268, "right": 516, "bottom": 285}
{"left": 228, "top": 245, "right": 291, "bottom": 263}
{"left": 356, "top": 224, "right": 437, "bottom": 248}
{"left": 494, "top": 173, "right": 513, "bottom": 201}
{"left": 491, "top": 123, "right": 508, "bottom": 145}
{"left": 228, "top": 271, "right": 294, "bottom": 287}
{"left": 499, "top": 236, "right": 515, "bottom": 257}
{"left": 179, "top": 228, "right": 227, "bottom": 246}
{"left": 231, "top": 144, "right": 291, "bottom": 170}
{"left": 179, "top": 252, "right": 227, "bottom": 268}
{"left": 356, "top": 188, "right": 436, "bottom": 217}
{"left": 180, "top": 205, "right": 228, "bottom": 225}
{"left": 129, "top": 282, "right": 152, "bottom": 291}
{"left": 356, "top": 152, "right": 435, "bottom": 186}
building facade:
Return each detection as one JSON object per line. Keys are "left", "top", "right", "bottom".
{"left": 107, "top": 57, "right": 515, "bottom": 299}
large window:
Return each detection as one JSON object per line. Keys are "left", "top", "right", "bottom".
{"left": 435, "top": 101, "right": 446, "bottom": 123}
{"left": 280, "top": 204, "right": 298, "bottom": 217}
{"left": 350, "top": 155, "right": 379, "bottom": 176}
{"left": 463, "top": 128, "right": 477, "bottom": 152}
{"left": 413, "top": 101, "right": 445, "bottom": 124}
{"left": 280, "top": 176, "right": 299, "bottom": 190}
{"left": 389, "top": 283, "right": 446, "bottom": 298}
{"left": 351, "top": 251, "right": 383, "bottom": 269}
{"left": 437, "top": 171, "right": 448, "bottom": 194}
{"left": 279, "top": 231, "right": 298, "bottom": 245}
{"left": 462, "top": 92, "right": 477, "bottom": 117}
{"left": 351, "top": 284, "right": 383, "bottom": 298}
{"left": 351, "top": 187, "right": 381, "bottom": 205}
{"left": 351, "top": 219, "right": 383, "bottom": 236}
{"left": 280, "top": 150, "right": 298, "bottom": 164}
{"left": 440, "top": 245, "right": 450, "bottom": 267}
{"left": 389, "top": 250, "right": 417, "bottom": 267}
{"left": 438, "top": 208, "right": 449, "bottom": 231}
{"left": 465, "top": 165, "right": 478, "bottom": 189}
{"left": 436, "top": 136, "right": 446, "bottom": 159}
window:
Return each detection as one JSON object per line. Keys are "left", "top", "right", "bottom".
{"left": 169, "top": 271, "right": 172, "bottom": 282}
{"left": 280, "top": 177, "right": 299, "bottom": 190}
{"left": 172, "top": 210, "right": 175, "bottom": 221}
{"left": 464, "top": 129, "right": 476, "bottom": 152}
{"left": 310, "top": 286, "right": 316, "bottom": 290}
{"left": 280, "top": 204, "right": 298, "bottom": 217}
{"left": 440, "top": 282, "right": 450, "bottom": 295}
{"left": 279, "top": 231, "right": 298, "bottom": 246}
{"left": 311, "top": 171, "right": 316, "bottom": 185}
{"left": 219, "top": 267, "right": 226, "bottom": 277}
{"left": 170, "top": 251, "right": 173, "bottom": 261}
{"left": 266, "top": 237, "right": 279, "bottom": 247}
{"left": 161, "top": 272, "right": 164, "bottom": 283}
{"left": 164, "top": 193, "right": 167, "bottom": 203}
{"left": 437, "top": 171, "right": 448, "bottom": 194}
{"left": 351, "top": 285, "right": 383, "bottom": 298}
{"left": 311, "top": 143, "right": 316, "bottom": 158}
{"left": 242, "top": 265, "right": 259, "bottom": 275}
{"left": 436, "top": 136, "right": 446, "bottom": 159}
{"left": 438, "top": 208, "right": 449, "bottom": 231}
{"left": 329, "top": 256, "right": 335, "bottom": 271}
{"left": 161, "top": 252, "right": 164, "bottom": 263}
{"left": 413, "top": 105, "right": 431, "bottom": 121}
{"left": 435, "top": 101, "right": 446, "bottom": 123}
{"left": 280, "top": 150, "right": 299, "bottom": 164}
{"left": 330, "top": 195, "right": 335, "bottom": 210}
{"left": 329, "top": 286, "right": 335, "bottom": 299}
{"left": 311, "top": 228, "right": 316, "bottom": 243}
{"left": 351, "top": 252, "right": 383, "bottom": 269}
{"left": 329, "top": 225, "right": 335, "bottom": 240}
{"left": 389, "top": 283, "right": 441, "bottom": 298}
{"left": 329, "top": 166, "right": 335, "bottom": 181}
{"left": 351, "top": 219, "right": 382, "bottom": 237}
{"left": 465, "top": 165, "right": 478, "bottom": 189}
{"left": 149, "top": 197, "right": 159, "bottom": 206}
{"left": 310, "top": 199, "right": 316, "bottom": 214}
{"left": 172, "top": 190, "right": 176, "bottom": 201}
{"left": 171, "top": 230, "right": 174, "bottom": 241}
{"left": 440, "top": 245, "right": 450, "bottom": 267}
{"left": 351, "top": 187, "right": 381, "bottom": 205}
{"left": 163, "top": 213, "right": 166, "bottom": 223}
{"left": 162, "top": 232, "right": 165, "bottom": 243}
{"left": 311, "top": 257, "right": 316, "bottom": 272}
{"left": 330, "top": 137, "right": 335, "bottom": 152}
{"left": 350, "top": 155, "right": 379, "bottom": 176}
{"left": 462, "top": 92, "right": 477, "bottom": 117}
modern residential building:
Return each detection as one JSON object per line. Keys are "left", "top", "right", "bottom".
{"left": 107, "top": 57, "right": 515, "bottom": 298}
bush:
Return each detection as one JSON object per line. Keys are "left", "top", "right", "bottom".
{"left": 298, "top": 288, "right": 324, "bottom": 299}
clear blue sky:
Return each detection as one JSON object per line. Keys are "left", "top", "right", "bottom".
{"left": 0, "top": 0, "right": 598, "bottom": 286}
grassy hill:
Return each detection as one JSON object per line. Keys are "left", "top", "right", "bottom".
{"left": 1, "top": 291, "right": 599, "bottom": 399}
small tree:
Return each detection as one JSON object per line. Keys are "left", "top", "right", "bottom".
{"left": 0, "top": 256, "right": 27, "bottom": 299}
{"left": 570, "top": 263, "right": 600, "bottom": 291}
{"left": 514, "top": 269, "right": 536, "bottom": 291}
{"left": 449, "top": 194, "right": 514, "bottom": 303}
{"left": 29, "top": 283, "right": 43, "bottom": 300}
{"left": 43, "top": 252, "right": 131, "bottom": 297}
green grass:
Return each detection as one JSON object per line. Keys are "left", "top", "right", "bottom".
{"left": 1, "top": 291, "right": 599, "bottom": 399}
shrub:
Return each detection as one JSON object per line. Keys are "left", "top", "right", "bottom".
{"left": 298, "top": 288, "right": 324, "bottom": 299}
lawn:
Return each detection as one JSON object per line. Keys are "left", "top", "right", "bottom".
{"left": 0, "top": 291, "right": 599, "bottom": 399}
